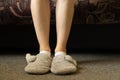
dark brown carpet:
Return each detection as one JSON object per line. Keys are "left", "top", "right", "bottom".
{"left": 0, "top": 53, "right": 120, "bottom": 80}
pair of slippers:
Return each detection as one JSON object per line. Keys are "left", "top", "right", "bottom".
{"left": 24, "top": 52, "right": 77, "bottom": 75}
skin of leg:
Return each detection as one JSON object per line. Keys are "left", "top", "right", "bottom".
{"left": 55, "top": 0, "right": 75, "bottom": 53}
{"left": 31, "top": 0, "right": 51, "bottom": 52}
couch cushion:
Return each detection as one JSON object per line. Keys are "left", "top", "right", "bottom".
{"left": 0, "top": 0, "right": 120, "bottom": 24}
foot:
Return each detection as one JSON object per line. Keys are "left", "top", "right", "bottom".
{"left": 24, "top": 51, "right": 52, "bottom": 74}
{"left": 51, "top": 52, "right": 77, "bottom": 74}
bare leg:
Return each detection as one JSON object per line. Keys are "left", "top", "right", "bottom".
{"left": 24, "top": 0, "right": 51, "bottom": 74}
{"left": 31, "top": 0, "right": 51, "bottom": 52}
{"left": 55, "top": 0, "right": 74, "bottom": 53}
{"left": 51, "top": 2, "right": 77, "bottom": 74}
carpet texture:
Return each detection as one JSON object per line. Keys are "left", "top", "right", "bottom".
{"left": 0, "top": 53, "right": 120, "bottom": 80}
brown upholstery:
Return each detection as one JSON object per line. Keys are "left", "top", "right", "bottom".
{"left": 0, "top": 0, "right": 120, "bottom": 24}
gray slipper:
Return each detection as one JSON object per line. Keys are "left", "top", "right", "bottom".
{"left": 24, "top": 53, "right": 52, "bottom": 74}
{"left": 51, "top": 55, "right": 77, "bottom": 74}
{"left": 26, "top": 53, "right": 37, "bottom": 63}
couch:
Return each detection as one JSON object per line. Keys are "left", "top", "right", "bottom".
{"left": 0, "top": 0, "right": 120, "bottom": 24}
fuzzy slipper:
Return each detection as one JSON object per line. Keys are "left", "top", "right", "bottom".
{"left": 51, "top": 54, "right": 77, "bottom": 74}
{"left": 25, "top": 53, "right": 37, "bottom": 63}
{"left": 24, "top": 53, "right": 52, "bottom": 74}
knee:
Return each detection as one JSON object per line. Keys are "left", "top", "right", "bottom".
{"left": 52, "top": 0, "right": 79, "bottom": 7}
{"left": 57, "top": 0, "right": 74, "bottom": 3}
{"left": 54, "top": 0, "right": 77, "bottom": 4}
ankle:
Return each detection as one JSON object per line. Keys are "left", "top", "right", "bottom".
{"left": 55, "top": 51, "right": 66, "bottom": 56}
{"left": 40, "top": 47, "right": 51, "bottom": 52}
{"left": 39, "top": 50, "right": 51, "bottom": 57}
{"left": 55, "top": 48, "right": 66, "bottom": 53}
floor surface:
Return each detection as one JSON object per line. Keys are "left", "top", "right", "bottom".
{"left": 0, "top": 52, "right": 120, "bottom": 80}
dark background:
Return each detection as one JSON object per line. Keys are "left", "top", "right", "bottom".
{"left": 0, "top": 24, "right": 120, "bottom": 54}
